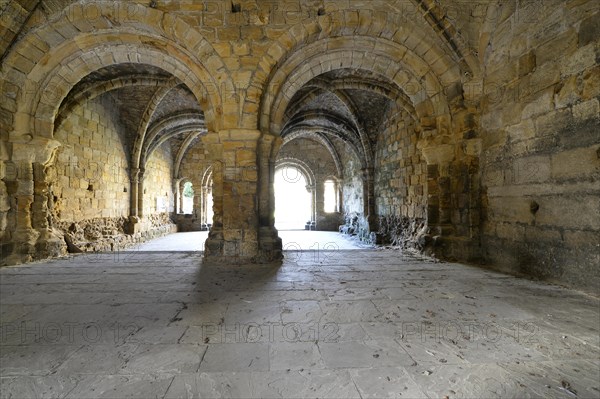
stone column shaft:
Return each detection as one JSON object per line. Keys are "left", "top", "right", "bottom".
{"left": 204, "top": 129, "right": 275, "bottom": 263}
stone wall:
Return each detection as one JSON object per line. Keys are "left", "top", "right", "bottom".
{"left": 480, "top": 1, "right": 600, "bottom": 290}
{"left": 0, "top": 0, "right": 597, "bottom": 289}
{"left": 143, "top": 142, "right": 175, "bottom": 216}
{"left": 53, "top": 95, "right": 130, "bottom": 221}
{"left": 374, "top": 105, "right": 428, "bottom": 249}
{"left": 50, "top": 95, "right": 176, "bottom": 253}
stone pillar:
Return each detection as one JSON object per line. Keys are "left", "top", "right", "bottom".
{"left": 3, "top": 161, "right": 38, "bottom": 264}
{"left": 204, "top": 129, "right": 279, "bottom": 263}
{"left": 137, "top": 169, "right": 145, "bottom": 218}
{"left": 200, "top": 187, "right": 207, "bottom": 225}
{"left": 130, "top": 168, "right": 140, "bottom": 217}
{"left": 173, "top": 179, "right": 181, "bottom": 214}
{"left": 32, "top": 162, "right": 65, "bottom": 258}
{"left": 3, "top": 137, "right": 62, "bottom": 265}
{"left": 362, "top": 167, "right": 378, "bottom": 234}
{"left": 126, "top": 168, "right": 141, "bottom": 234}
{"left": 308, "top": 183, "right": 317, "bottom": 227}
{"left": 257, "top": 134, "right": 283, "bottom": 261}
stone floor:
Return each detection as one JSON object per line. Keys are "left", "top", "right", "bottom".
{"left": 1, "top": 232, "right": 599, "bottom": 398}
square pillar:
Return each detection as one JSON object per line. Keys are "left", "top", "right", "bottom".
{"left": 204, "top": 129, "right": 265, "bottom": 264}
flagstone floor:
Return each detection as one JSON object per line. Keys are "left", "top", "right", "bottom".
{"left": 1, "top": 232, "right": 598, "bottom": 398}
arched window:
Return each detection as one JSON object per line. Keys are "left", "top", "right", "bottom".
{"left": 182, "top": 181, "right": 194, "bottom": 214}
{"left": 275, "top": 166, "right": 312, "bottom": 230}
{"left": 324, "top": 179, "right": 338, "bottom": 213}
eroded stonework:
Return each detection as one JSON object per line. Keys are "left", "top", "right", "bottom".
{"left": 0, "top": 0, "right": 598, "bottom": 290}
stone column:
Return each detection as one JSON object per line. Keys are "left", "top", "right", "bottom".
{"left": 313, "top": 180, "right": 322, "bottom": 228}
{"left": 257, "top": 134, "right": 282, "bottom": 261}
{"left": 3, "top": 161, "right": 38, "bottom": 264}
{"left": 204, "top": 129, "right": 276, "bottom": 263}
{"left": 362, "top": 167, "right": 378, "bottom": 234}
{"left": 137, "top": 169, "right": 145, "bottom": 218}
{"left": 126, "top": 168, "right": 141, "bottom": 234}
{"left": 3, "top": 137, "right": 62, "bottom": 265}
{"left": 199, "top": 187, "right": 208, "bottom": 228}
{"left": 308, "top": 183, "right": 317, "bottom": 227}
{"left": 173, "top": 179, "right": 181, "bottom": 214}
{"left": 32, "top": 162, "right": 65, "bottom": 258}
{"left": 130, "top": 168, "right": 140, "bottom": 217}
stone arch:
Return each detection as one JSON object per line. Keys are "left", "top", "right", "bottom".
{"left": 280, "top": 132, "right": 343, "bottom": 179}
{"left": 132, "top": 80, "right": 182, "bottom": 171}
{"left": 174, "top": 177, "right": 193, "bottom": 215}
{"left": 139, "top": 112, "right": 206, "bottom": 170}
{"left": 245, "top": 9, "right": 463, "bottom": 131}
{"left": 275, "top": 158, "right": 316, "bottom": 188}
{"left": 394, "top": 0, "right": 481, "bottom": 78}
{"left": 174, "top": 132, "right": 203, "bottom": 180}
{"left": 55, "top": 75, "right": 177, "bottom": 129}
{"left": 1, "top": 0, "right": 232, "bottom": 142}
{"left": 258, "top": 38, "right": 453, "bottom": 137}
{"left": 274, "top": 158, "right": 317, "bottom": 229}
{"left": 199, "top": 164, "right": 214, "bottom": 228}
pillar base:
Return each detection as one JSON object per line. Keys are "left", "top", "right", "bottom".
{"left": 203, "top": 226, "right": 282, "bottom": 264}
{"left": 257, "top": 226, "right": 283, "bottom": 263}
{"left": 1, "top": 227, "right": 39, "bottom": 265}
{"left": 35, "top": 228, "right": 67, "bottom": 259}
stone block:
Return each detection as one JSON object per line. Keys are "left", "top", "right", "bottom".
{"left": 487, "top": 196, "right": 535, "bottom": 224}
{"left": 507, "top": 119, "right": 535, "bottom": 142}
{"left": 534, "top": 107, "right": 573, "bottom": 137}
{"left": 535, "top": 194, "right": 599, "bottom": 229}
{"left": 518, "top": 51, "right": 536, "bottom": 77}
{"left": 551, "top": 146, "right": 600, "bottom": 180}
{"left": 554, "top": 75, "right": 580, "bottom": 109}
{"left": 536, "top": 28, "right": 578, "bottom": 66}
{"left": 524, "top": 225, "right": 562, "bottom": 243}
{"left": 564, "top": 229, "right": 600, "bottom": 248}
{"left": 421, "top": 145, "right": 455, "bottom": 165}
{"left": 560, "top": 43, "right": 597, "bottom": 76}
{"left": 521, "top": 88, "right": 554, "bottom": 119}
{"left": 578, "top": 12, "right": 600, "bottom": 46}
{"left": 572, "top": 98, "right": 599, "bottom": 120}
{"left": 582, "top": 65, "right": 600, "bottom": 100}
{"left": 513, "top": 155, "right": 552, "bottom": 184}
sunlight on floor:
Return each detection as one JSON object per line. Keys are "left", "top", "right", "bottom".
{"left": 133, "top": 231, "right": 368, "bottom": 252}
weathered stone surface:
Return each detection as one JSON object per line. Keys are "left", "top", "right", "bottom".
{"left": 0, "top": 0, "right": 597, "bottom": 292}
{"left": 0, "top": 239, "right": 598, "bottom": 397}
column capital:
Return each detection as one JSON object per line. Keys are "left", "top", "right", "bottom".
{"left": 12, "top": 137, "right": 61, "bottom": 165}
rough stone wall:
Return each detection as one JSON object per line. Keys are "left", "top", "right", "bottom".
{"left": 143, "top": 142, "right": 175, "bottom": 216}
{"left": 277, "top": 137, "right": 342, "bottom": 231}
{"left": 0, "top": 0, "right": 597, "bottom": 289}
{"left": 53, "top": 95, "right": 130, "bottom": 221}
{"left": 480, "top": 0, "right": 600, "bottom": 290}
{"left": 375, "top": 105, "right": 427, "bottom": 248}
{"left": 50, "top": 94, "right": 176, "bottom": 253}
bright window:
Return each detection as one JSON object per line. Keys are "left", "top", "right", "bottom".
{"left": 182, "top": 181, "right": 194, "bottom": 214}
{"left": 324, "top": 180, "right": 337, "bottom": 213}
{"left": 275, "top": 166, "right": 311, "bottom": 230}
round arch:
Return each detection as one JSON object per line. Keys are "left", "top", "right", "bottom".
{"left": 261, "top": 39, "right": 451, "bottom": 136}
{"left": 243, "top": 9, "right": 464, "bottom": 131}
{"left": 274, "top": 158, "right": 317, "bottom": 230}
{"left": 1, "top": 1, "right": 232, "bottom": 143}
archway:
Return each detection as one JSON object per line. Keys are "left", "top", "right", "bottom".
{"left": 274, "top": 165, "right": 314, "bottom": 231}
